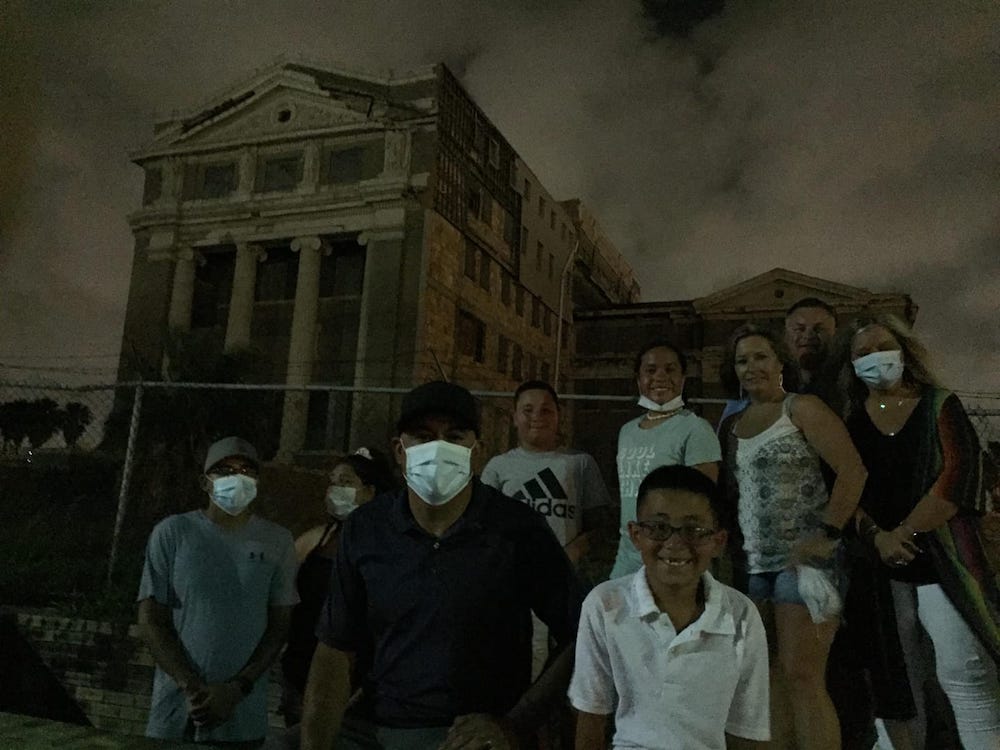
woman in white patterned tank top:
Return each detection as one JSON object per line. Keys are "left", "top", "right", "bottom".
{"left": 720, "top": 324, "right": 867, "bottom": 750}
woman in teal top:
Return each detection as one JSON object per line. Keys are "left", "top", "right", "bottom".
{"left": 610, "top": 338, "right": 721, "bottom": 579}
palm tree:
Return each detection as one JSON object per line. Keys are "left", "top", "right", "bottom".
{"left": 59, "top": 402, "right": 93, "bottom": 448}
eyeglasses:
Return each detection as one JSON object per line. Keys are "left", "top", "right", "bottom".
{"left": 208, "top": 464, "right": 258, "bottom": 478}
{"left": 635, "top": 521, "right": 717, "bottom": 544}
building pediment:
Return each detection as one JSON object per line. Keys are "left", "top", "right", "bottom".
{"left": 693, "top": 267, "right": 875, "bottom": 315}
{"left": 139, "top": 70, "right": 376, "bottom": 155}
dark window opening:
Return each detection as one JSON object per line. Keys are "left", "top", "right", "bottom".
{"left": 467, "top": 186, "right": 482, "bottom": 219}
{"left": 478, "top": 253, "right": 491, "bottom": 291}
{"left": 318, "top": 240, "right": 366, "bottom": 297}
{"left": 202, "top": 163, "right": 237, "bottom": 198}
{"left": 464, "top": 241, "right": 478, "bottom": 280}
{"left": 255, "top": 246, "right": 299, "bottom": 301}
{"left": 457, "top": 309, "right": 486, "bottom": 363}
{"left": 497, "top": 335, "right": 509, "bottom": 374}
{"left": 143, "top": 167, "right": 162, "bottom": 205}
{"left": 190, "top": 250, "right": 235, "bottom": 328}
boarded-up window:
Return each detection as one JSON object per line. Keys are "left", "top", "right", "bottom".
{"left": 184, "top": 161, "right": 237, "bottom": 200}
{"left": 324, "top": 143, "right": 382, "bottom": 184}
{"left": 257, "top": 154, "right": 302, "bottom": 192}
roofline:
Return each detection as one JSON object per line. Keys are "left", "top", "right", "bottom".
{"left": 151, "top": 55, "right": 438, "bottom": 127}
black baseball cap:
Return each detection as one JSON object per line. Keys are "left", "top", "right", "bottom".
{"left": 397, "top": 381, "right": 480, "bottom": 436}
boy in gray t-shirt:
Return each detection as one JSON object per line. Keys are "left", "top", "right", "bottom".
{"left": 482, "top": 381, "right": 612, "bottom": 558}
{"left": 482, "top": 381, "right": 611, "bottom": 680}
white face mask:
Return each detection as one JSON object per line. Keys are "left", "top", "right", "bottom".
{"left": 211, "top": 474, "right": 257, "bottom": 516}
{"left": 404, "top": 440, "right": 473, "bottom": 506}
{"left": 325, "top": 485, "right": 358, "bottom": 519}
{"left": 638, "top": 394, "right": 684, "bottom": 413}
{"left": 853, "top": 350, "right": 904, "bottom": 390}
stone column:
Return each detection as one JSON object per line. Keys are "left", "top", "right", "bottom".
{"left": 237, "top": 148, "right": 256, "bottom": 197}
{"left": 224, "top": 243, "right": 265, "bottom": 352}
{"left": 278, "top": 236, "right": 328, "bottom": 460}
{"left": 167, "top": 247, "right": 198, "bottom": 332}
{"left": 300, "top": 142, "right": 320, "bottom": 193}
{"left": 349, "top": 228, "right": 406, "bottom": 449}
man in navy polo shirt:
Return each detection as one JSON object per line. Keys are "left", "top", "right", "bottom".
{"left": 301, "top": 381, "right": 582, "bottom": 750}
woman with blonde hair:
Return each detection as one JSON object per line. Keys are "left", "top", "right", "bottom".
{"left": 719, "top": 323, "right": 867, "bottom": 750}
{"left": 837, "top": 314, "right": 1000, "bottom": 749}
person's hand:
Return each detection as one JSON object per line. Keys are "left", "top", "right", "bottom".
{"left": 438, "top": 713, "right": 517, "bottom": 750}
{"left": 564, "top": 532, "right": 591, "bottom": 565}
{"left": 873, "top": 526, "right": 921, "bottom": 569}
{"left": 788, "top": 535, "right": 839, "bottom": 566}
{"left": 188, "top": 681, "right": 243, "bottom": 727}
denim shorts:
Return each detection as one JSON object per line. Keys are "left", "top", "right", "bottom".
{"left": 749, "top": 554, "right": 848, "bottom": 606}
{"left": 748, "top": 568, "right": 807, "bottom": 605}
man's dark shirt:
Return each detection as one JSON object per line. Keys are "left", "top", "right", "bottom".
{"left": 316, "top": 479, "right": 583, "bottom": 728}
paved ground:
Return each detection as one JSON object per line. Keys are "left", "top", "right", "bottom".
{"left": 0, "top": 712, "right": 203, "bottom": 749}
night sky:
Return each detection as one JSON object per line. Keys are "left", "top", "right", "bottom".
{"left": 1, "top": 1, "right": 997, "bottom": 390}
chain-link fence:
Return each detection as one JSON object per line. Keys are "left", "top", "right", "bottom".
{"left": 1, "top": 380, "right": 998, "bottom": 617}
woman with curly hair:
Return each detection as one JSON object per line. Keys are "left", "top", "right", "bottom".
{"left": 719, "top": 323, "right": 867, "bottom": 750}
{"left": 838, "top": 315, "right": 1000, "bottom": 749}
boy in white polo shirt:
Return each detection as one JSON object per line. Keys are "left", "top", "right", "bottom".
{"left": 568, "top": 465, "right": 770, "bottom": 750}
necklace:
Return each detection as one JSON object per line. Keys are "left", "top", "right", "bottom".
{"left": 645, "top": 408, "right": 681, "bottom": 421}
{"left": 878, "top": 398, "right": 904, "bottom": 410}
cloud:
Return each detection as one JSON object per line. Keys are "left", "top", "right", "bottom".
{"left": 1, "top": 0, "right": 997, "bottom": 391}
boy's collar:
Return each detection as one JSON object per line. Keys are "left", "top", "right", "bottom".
{"left": 632, "top": 570, "right": 735, "bottom": 636}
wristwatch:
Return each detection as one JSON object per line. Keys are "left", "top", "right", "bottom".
{"left": 820, "top": 522, "right": 842, "bottom": 540}
{"left": 234, "top": 675, "right": 254, "bottom": 696}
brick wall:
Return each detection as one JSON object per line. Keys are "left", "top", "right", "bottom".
{"left": 418, "top": 210, "right": 574, "bottom": 460}
{"left": 11, "top": 609, "right": 285, "bottom": 737}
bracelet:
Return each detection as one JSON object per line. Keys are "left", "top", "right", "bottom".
{"left": 233, "top": 675, "right": 254, "bottom": 696}
{"left": 898, "top": 523, "right": 918, "bottom": 538}
{"left": 858, "top": 517, "right": 881, "bottom": 546}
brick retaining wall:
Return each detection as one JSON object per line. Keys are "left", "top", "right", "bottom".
{"left": 10, "top": 610, "right": 284, "bottom": 736}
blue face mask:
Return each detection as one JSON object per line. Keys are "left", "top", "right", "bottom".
{"left": 211, "top": 474, "right": 258, "bottom": 516}
{"left": 853, "top": 350, "right": 904, "bottom": 390}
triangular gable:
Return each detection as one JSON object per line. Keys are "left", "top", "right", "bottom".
{"left": 140, "top": 67, "right": 374, "bottom": 153}
{"left": 694, "top": 268, "right": 874, "bottom": 314}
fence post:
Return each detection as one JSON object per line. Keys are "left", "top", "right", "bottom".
{"left": 106, "top": 382, "right": 144, "bottom": 590}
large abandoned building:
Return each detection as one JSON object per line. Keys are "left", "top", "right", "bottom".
{"left": 120, "top": 59, "right": 637, "bottom": 460}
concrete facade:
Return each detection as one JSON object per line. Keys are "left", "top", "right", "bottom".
{"left": 120, "top": 60, "right": 637, "bottom": 461}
